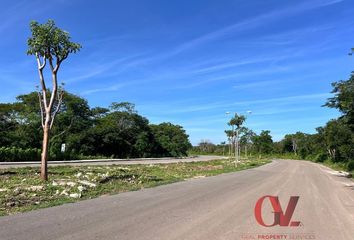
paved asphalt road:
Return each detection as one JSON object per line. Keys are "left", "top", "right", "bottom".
{"left": 1, "top": 160, "right": 353, "bottom": 240}
{"left": 0, "top": 155, "right": 224, "bottom": 169}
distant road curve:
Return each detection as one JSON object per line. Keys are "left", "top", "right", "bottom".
{"left": 0, "top": 155, "right": 226, "bottom": 169}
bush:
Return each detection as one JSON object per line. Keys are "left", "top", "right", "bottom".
{"left": 314, "top": 153, "right": 328, "bottom": 163}
{"left": 0, "top": 147, "right": 40, "bottom": 162}
{"left": 347, "top": 160, "right": 354, "bottom": 171}
{"left": 0, "top": 146, "right": 111, "bottom": 162}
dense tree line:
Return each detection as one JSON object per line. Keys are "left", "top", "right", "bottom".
{"left": 275, "top": 74, "right": 353, "bottom": 165}
{"left": 275, "top": 73, "right": 354, "bottom": 166}
{"left": 0, "top": 92, "right": 191, "bottom": 160}
{"left": 191, "top": 130, "right": 274, "bottom": 157}
{"left": 1, "top": 73, "right": 352, "bottom": 169}
{"left": 193, "top": 73, "right": 354, "bottom": 171}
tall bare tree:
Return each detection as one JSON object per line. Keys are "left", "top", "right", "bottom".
{"left": 228, "top": 113, "right": 246, "bottom": 165}
{"left": 240, "top": 128, "right": 255, "bottom": 158}
{"left": 27, "top": 20, "right": 81, "bottom": 180}
{"left": 225, "top": 130, "right": 234, "bottom": 156}
{"left": 292, "top": 138, "right": 298, "bottom": 155}
{"left": 220, "top": 141, "right": 226, "bottom": 156}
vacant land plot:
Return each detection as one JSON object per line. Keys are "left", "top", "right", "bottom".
{"left": 0, "top": 158, "right": 270, "bottom": 216}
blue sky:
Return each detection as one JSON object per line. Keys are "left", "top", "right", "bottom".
{"left": 0, "top": 0, "right": 353, "bottom": 145}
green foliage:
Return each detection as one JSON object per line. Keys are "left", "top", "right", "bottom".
{"left": 347, "top": 160, "right": 354, "bottom": 171}
{"left": 321, "top": 119, "right": 354, "bottom": 162}
{"left": 0, "top": 99, "right": 41, "bottom": 149}
{"left": 0, "top": 104, "right": 19, "bottom": 146}
{"left": 252, "top": 130, "right": 273, "bottom": 154}
{"left": 27, "top": 20, "right": 81, "bottom": 61}
{"left": 91, "top": 110, "right": 154, "bottom": 158}
{"left": 0, "top": 147, "right": 40, "bottom": 162}
{"left": 0, "top": 91, "right": 191, "bottom": 161}
{"left": 325, "top": 73, "right": 354, "bottom": 129}
{"left": 109, "top": 102, "right": 137, "bottom": 114}
{"left": 196, "top": 140, "right": 216, "bottom": 153}
{"left": 314, "top": 153, "right": 328, "bottom": 163}
{"left": 189, "top": 142, "right": 227, "bottom": 156}
{"left": 150, "top": 123, "right": 192, "bottom": 157}
{"left": 228, "top": 113, "right": 246, "bottom": 129}
{"left": 239, "top": 129, "right": 256, "bottom": 145}
{"left": 275, "top": 120, "right": 353, "bottom": 164}
{"left": 274, "top": 72, "right": 354, "bottom": 165}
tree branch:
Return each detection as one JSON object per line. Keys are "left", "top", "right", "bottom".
{"left": 36, "top": 53, "right": 48, "bottom": 110}
{"left": 48, "top": 57, "right": 55, "bottom": 72}
{"left": 48, "top": 71, "right": 58, "bottom": 119}
{"left": 37, "top": 91, "right": 45, "bottom": 128}
{"left": 50, "top": 90, "right": 64, "bottom": 129}
{"left": 59, "top": 53, "right": 68, "bottom": 64}
{"left": 50, "top": 117, "right": 74, "bottom": 143}
{"left": 54, "top": 56, "right": 63, "bottom": 73}
{"left": 35, "top": 53, "right": 46, "bottom": 70}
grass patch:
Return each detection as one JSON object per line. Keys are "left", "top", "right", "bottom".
{"left": 0, "top": 158, "right": 270, "bottom": 216}
{"left": 321, "top": 160, "right": 353, "bottom": 178}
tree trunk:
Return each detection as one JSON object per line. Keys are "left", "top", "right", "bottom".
{"left": 41, "top": 121, "right": 50, "bottom": 181}
{"left": 235, "top": 140, "right": 237, "bottom": 161}
{"left": 234, "top": 130, "right": 238, "bottom": 167}
{"left": 328, "top": 148, "right": 336, "bottom": 161}
{"left": 292, "top": 139, "right": 297, "bottom": 155}
{"left": 35, "top": 53, "right": 63, "bottom": 181}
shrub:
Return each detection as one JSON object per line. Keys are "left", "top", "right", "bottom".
{"left": 314, "top": 153, "right": 328, "bottom": 163}
{"left": 347, "top": 160, "right": 354, "bottom": 172}
{"left": 0, "top": 147, "right": 40, "bottom": 162}
{"left": 0, "top": 147, "right": 105, "bottom": 162}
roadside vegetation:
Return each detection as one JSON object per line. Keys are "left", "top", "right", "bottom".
{"left": 0, "top": 94, "right": 191, "bottom": 162}
{"left": 192, "top": 72, "right": 354, "bottom": 176}
{"left": 0, "top": 158, "right": 270, "bottom": 216}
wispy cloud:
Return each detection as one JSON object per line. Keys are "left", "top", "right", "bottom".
{"left": 170, "top": 66, "right": 289, "bottom": 90}
{"left": 91, "top": 0, "right": 342, "bottom": 70}
{"left": 64, "top": 53, "right": 147, "bottom": 84}
{"left": 232, "top": 93, "right": 331, "bottom": 106}
{"left": 251, "top": 106, "right": 319, "bottom": 116}
{"left": 232, "top": 72, "right": 326, "bottom": 90}
{"left": 160, "top": 0, "right": 344, "bottom": 57}
{"left": 318, "top": 0, "right": 344, "bottom": 6}
{"left": 0, "top": 0, "right": 29, "bottom": 34}
{"left": 81, "top": 83, "right": 126, "bottom": 95}
{"left": 0, "top": 0, "right": 65, "bottom": 35}
{"left": 80, "top": 78, "right": 147, "bottom": 95}
{"left": 138, "top": 93, "right": 332, "bottom": 115}
{"left": 62, "top": 0, "right": 344, "bottom": 89}
{"left": 190, "top": 55, "right": 288, "bottom": 75}
{"left": 232, "top": 80, "right": 283, "bottom": 90}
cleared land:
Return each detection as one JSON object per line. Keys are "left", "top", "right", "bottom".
{"left": 0, "top": 155, "right": 224, "bottom": 169}
{"left": 0, "top": 158, "right": 269, "bottom": 216}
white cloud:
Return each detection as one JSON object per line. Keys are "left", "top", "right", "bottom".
{"left": 160, "top": 0, "right": 344, "bottom": 57}
{"left": 81, "top": 83, "right": 125, "bottom": 95}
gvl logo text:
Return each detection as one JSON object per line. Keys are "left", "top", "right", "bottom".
{"left": 254, "top": 196, "right": 301, "bottom": 227}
